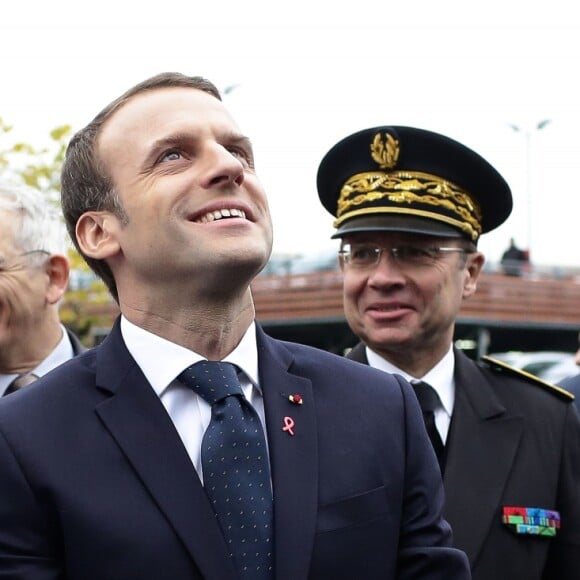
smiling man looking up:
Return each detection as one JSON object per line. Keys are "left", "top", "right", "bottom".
{"left": 0, "top": 74, "right": 470, "bottom": 579}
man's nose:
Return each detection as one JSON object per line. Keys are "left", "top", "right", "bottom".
{"left": 201, "top": 144, "right": 245, "bottom": 188}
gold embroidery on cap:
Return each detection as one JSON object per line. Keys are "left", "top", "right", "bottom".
{"left": 335, "top": 170, "right": 482, "bottom": 241}
{"left": 370, "top": 132, "right": 400, "bottom": 169}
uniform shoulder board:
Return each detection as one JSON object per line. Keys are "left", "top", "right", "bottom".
{"left": 482, "top": 355, "right": 576, "bottom": 402}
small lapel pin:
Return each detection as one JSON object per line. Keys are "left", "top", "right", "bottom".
{"left": 288, "top": 394, "right": 303, "bottom": 405}
{"left": 282, "top": 416, "right": 295, "bottom": 436}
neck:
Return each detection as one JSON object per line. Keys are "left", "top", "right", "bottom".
{"left": 0, "top": 319, "right": 63, "bottom": 375}
{"left": 373, "top": 340, "right": 452, "bottom": 379}
{"left": 120, "top": 287, "right": 256, "bottom": 360}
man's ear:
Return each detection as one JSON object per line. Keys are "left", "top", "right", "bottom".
{"left": 76, "top": 211, "right": 121, "bottom": 260}
{"left": 45, "top": 254, "right": 70, "bottom": 304}
{"left": 462, "top": 251, "right": 485, "bottom": 299}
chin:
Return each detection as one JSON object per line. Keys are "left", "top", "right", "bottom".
{"left": 238, "top": 240, "right": 271, "bottom": 269}
{"left": 220, "top": 246, "right": 269, "bottom": 274}
{"left": 367, "top": 329, "right": 413, "bottom": 349}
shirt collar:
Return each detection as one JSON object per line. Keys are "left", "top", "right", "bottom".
{"left": 366, "top": 344, "right": 455, "bottom": 416}
{"left": 120, "top": 316, "right": 260, "bottom": 396}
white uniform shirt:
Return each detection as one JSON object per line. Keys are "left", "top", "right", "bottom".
{"left": 366, "top": 345, "right": 455, "bottom": 443}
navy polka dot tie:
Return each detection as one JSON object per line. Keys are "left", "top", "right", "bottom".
{"left": 179, "top": 361, "right": 273, "bottom": 579}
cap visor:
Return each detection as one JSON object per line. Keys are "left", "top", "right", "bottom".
{"left": 331, "top": 215, "right": 464, "bottom": 239}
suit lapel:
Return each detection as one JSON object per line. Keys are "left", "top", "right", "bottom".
{"left": 256, "top": 327, "right": 318, "bottom": 580}
{"left": 444, "top": 351, "right": 523, "bottom": 564}
{"left": 94, "top": 321, "right": 237, "bottom": 580}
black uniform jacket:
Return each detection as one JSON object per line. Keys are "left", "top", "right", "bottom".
{"left": 348, "top": 343, "right": 580, "bottom": 580}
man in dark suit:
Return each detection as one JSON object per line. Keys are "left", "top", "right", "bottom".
{"left": 0, "top": 74, "right": 470, "bottom": 579}
{"left": 316, "top": 126, "right": 580, "bottom": 580}
{"left": 0, "top": 180, "right": 85, "bottom": 396}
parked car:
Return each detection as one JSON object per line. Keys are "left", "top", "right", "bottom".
{"left": 488, "top": 351, "right": 578, "bottom": 384}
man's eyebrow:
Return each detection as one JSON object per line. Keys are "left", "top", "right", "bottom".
{"left": 221, "top": 132, "right": 253, "bottom": 151}
{"left": 142, "top": 131, "right": 254, "bottom": 168}
{"left": 143, "top": 133, "right": 193, "bottom": 166}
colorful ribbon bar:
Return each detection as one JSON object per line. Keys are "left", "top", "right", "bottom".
{"left": 502, "top": 506, "right": 560, "bottom": 536}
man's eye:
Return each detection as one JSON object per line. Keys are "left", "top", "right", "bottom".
{"left": 159, "top": 149, "right": 182, "bottom": 162}
{"left": 351, "top": 246, "right": 378, "bottom": 261}
{"left": 395, "top": 246, "right": 432, "bottom": 260}
{"left": 228, "top": 147, "right": 253, "bottom": 167}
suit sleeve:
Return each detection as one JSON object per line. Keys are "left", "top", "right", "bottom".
{"left": 0, "top": 428, "right": 62, "bottom": 579}
{"left": 394, "top": 376, "right": 471, "bottom": 579}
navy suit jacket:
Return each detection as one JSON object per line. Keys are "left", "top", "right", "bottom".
{"left": 0, "top": 320, "right": 469, "bottom": 579}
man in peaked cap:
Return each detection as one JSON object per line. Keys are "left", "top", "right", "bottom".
{"left": 317, "top": 125, "right": 580, "bottom": 580}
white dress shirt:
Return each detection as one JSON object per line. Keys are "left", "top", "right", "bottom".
{"left": 366, "top": 345, "right": 455, "bottom": 443}
{"left": 120, "top": 316, "right": 265, "bottom": 482}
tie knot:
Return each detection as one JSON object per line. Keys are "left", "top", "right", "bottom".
{"left": 411, "top": 381, "right": 441, "bottom": 413}
{"left": 178, "top": 361, "right": 242, "bottom": 405}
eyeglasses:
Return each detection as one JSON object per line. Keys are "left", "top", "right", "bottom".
{"left": 0, "top": 250, "right": 51, "bottom": 273}
{"left": 338, "top": 242, "right": 473, "bottom": 270}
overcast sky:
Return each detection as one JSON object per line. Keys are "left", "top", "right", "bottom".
{"left": 2, "top": 1, "right": 579, "bottom": 267}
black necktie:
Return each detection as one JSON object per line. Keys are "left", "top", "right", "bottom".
{"left": 411, "top": 381, "right": 445, "bottom": 468}
{"left": 178, "top": 361, "right": 273, "bottom": 579}
{"left": 3, "top": 373, "right": 39, "bottom": 396}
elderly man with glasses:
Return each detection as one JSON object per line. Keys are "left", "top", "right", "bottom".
{"left": 0, "top": 180, "right": 85, "bottom": 396}
{"left": 317, "top": 126, "right": 580, "bottom": 580}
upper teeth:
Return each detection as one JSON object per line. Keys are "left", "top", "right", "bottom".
{"left": 196, "top": 208, "right": 247, "bottom": 223}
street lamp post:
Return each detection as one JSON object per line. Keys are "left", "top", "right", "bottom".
{"left": 508, "top": 119, "right": 552, "bottom": 261}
